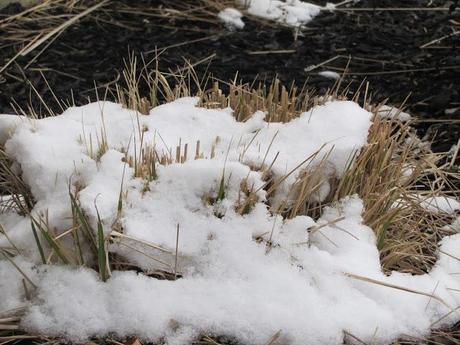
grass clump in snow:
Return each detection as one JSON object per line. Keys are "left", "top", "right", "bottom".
{"left": 3, "top": 58, "right": 459, "bottom": 276}
{"left": 335, "top": 116, "right": 459, "bottom": 275}
{"left": 0, "top": 61, "right": 459, "bottom": 344}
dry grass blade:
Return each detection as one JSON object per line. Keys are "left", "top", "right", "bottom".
{"left": 263, "top": 330, "right": 282, "bottom": 345}
{"left": 0, "top": 250, "right": 37, "bottom": 289}
{"left": 21, "top": 0, "right": 108, "bottom": 57}
{"left": 0, "top": 0, "right": 108, "bottom": 73}
{"left": 0, "top": 149, "right": 35, "bottom": 214}
{"left": 344, "top": 272, "right": 455, "bottom": 312}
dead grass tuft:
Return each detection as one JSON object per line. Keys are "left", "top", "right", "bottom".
{"left": 335, "top": 114, "right": 459, "bottom": 274}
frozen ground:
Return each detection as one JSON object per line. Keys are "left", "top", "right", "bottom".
{"left": 0, "top": 98, "right": 459, "bottom": 344}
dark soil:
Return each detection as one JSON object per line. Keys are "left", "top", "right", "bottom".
{"left": 0, "top": 0, "right": 459, "bottom": 152}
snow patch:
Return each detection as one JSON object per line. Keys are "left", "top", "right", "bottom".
{"left": 240, "top": 0, "right": 322, "bottom": 26}
{"left": 218, "top": 8, "right": 245, "bottom": 29}
{"left": 376, "top": 105, "right": 412, "bottom": 122}
{"left": 318, "top": 70, "right": 341, "bottom": 80}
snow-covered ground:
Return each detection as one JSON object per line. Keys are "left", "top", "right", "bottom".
{"left": 0, "top": 98, "right": 459, "bottom": 344}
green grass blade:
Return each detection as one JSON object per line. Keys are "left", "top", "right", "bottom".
{"left": 217, "top": 173, "right": 225, "bottom": 201}
{"left": 70, "top": 193, "right": 97, "bottom": 253}
{"left": 72, "top": 222, "right": 85, "bottom": 266}
{"left": 32, "top": 218, "right": 70, "bottom": 265}
{"left": 117, "top": 188, "right": 123, "bottom": 214}
{"left": 30, "top": 220, "right": 46, "bottom": 264}
{"left": 95, "top": 207, "right": 108, "bottom": 282}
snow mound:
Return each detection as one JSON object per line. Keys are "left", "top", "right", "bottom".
{"left": 218, "top": 8, "right": 245, "bottom": 29}
{"left": 0, "top": 99, "right": 459, "bottom": 344}
{"left": 240, "top": 0, "right": 322, "bottom": 26}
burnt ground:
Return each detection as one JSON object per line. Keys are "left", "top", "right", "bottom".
{"left": 0, "top": 0, "right": 459, "bottom": 154}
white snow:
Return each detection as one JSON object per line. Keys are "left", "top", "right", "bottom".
{"left": 419, "top": 196, "right": 460, "bottom": 213}
{"left": 0, "top": 114, "right": 26, "bottom": 145}
{"left": 218, "top": 8, "right": 245, "bottom": 29}
{"left": 0, "top": 98, "right": 459, "bottom": 345}
{"left": 376, "top": 105, "right": 412, "bottom": 122}
{"left": 318, "top": 70, "right": 341, "bottom": 80}
{"left": 239, "top": 0, "right": 322, "bottom": 26}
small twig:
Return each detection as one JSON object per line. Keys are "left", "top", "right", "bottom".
{"left": 0, "top": 324, "right": 20, "bottom": 331}
{"left": 342, "top": 65, "right": 460, "bottom": 76}
{"left": 425, "top": 281, "right": 440, "bottom": 311}
{"left": 0, "top": 0, "right": 53, "bottom": 25}
{"left": 419, "top": 30, "right": 460, "bottom": 48}
{"left": 146, "top": 34, "right": 222, "bottom": 54}
{"left": 439, "top": 250, "right": 460, "bottom": 262}
{"left": 343, "top": 331, "right": 369, "bottom": 345}
{"left": 263, "top": 330, "right": 282, "bottom": 345}
{"left": 309, "top": 216, "right": 346, "bottom": 237}
{"left": 334, "top": 0, "right": 356, "bottom": 7}
{"left": 1, "top": 250, "right": 37, "bottom": 290}
{"left": 331, "top": 7, "right": 450, "bottom": 12}
{"left": 174, "top": 223, "right": 180, "bottom": 280}
{"left": 304, "top": 55, "right": 341, "bottom": 72}
{"left": 247, "top": 49, "right": 296, "bottom": 55}
{"left": 345, "top": 272, "right": 454, "bottom": 312}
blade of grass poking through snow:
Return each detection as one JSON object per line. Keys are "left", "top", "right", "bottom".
{"left": 69, "top": 192, "right": 97, "bottom": 253}
{"left": 217, "top": 138, "right": 233, "bottom": 201}
{"left": 95, "top": 205, "right": 109, "bottom": 282}
{"left": 174, "top": 223, "right": 180, "bottom": 280}
{"left": 73, "top": 221, "right": 85, "bottom": 266}
{"left": 68, "top": 190, "right": 85, "bottom": 266}
{"left": 217, "top": 172, "right": 226, "bottom": 201}
{"left": 31, "top": 217, "right": 71, "bottom": 265}
{"left": 117, "top": 161, "right": 127, "bottom": 216}
{"left": 30, "top": 220, "right": 46, "bottom": 264}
